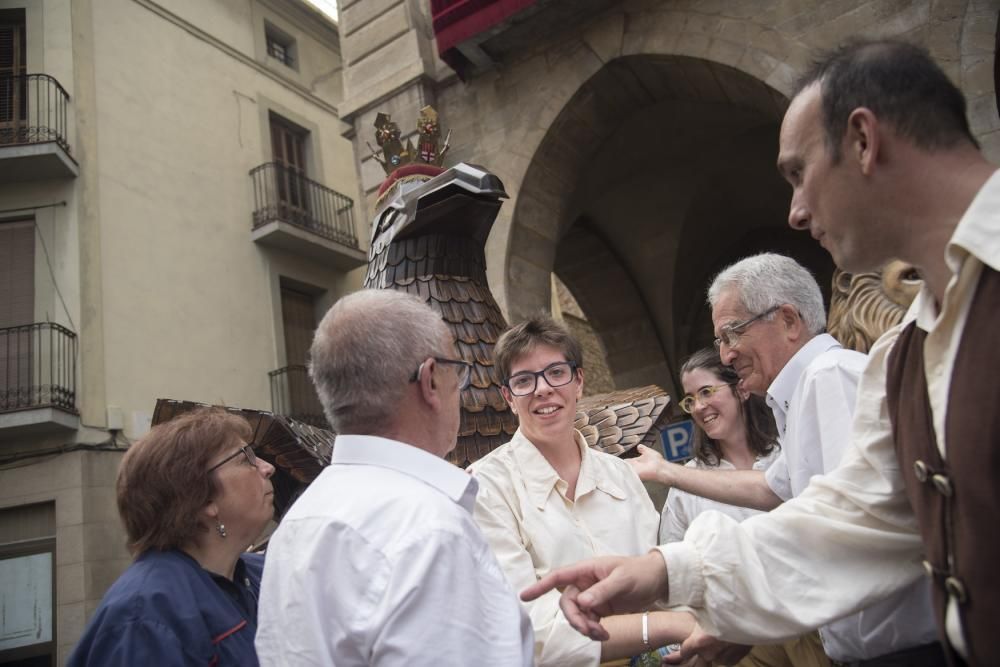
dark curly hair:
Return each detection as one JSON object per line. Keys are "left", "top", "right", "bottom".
{"left": 679, "top": 348, "right": 778, "bottom": 466}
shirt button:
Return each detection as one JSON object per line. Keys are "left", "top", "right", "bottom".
{"left": 922, "top": 560, "right": 934, "bottom": 577}
{"left": 913, "top": 460, "right": 929, "bottom": 482}
{"left": 931, "top": 473, "right": 952, "bottom": 497}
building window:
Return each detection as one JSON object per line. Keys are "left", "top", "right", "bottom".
{"left": 0, "top": 502, "right": 56, "bottom": 667}
{"left": 265, "top": 23, "right": 296, "bottom": 68}
{"left": 0, "top": 9, "right": 28, "bottom": 146}
{"left": 269, "top": 113, "right": 310, "bottom": 220}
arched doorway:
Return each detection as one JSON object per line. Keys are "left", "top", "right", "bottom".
{"left": 507, "top": 55, "right": 834, "bottom": 397}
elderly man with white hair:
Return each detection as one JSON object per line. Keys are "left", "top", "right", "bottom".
{"left": 256, "top": 289, "right": 533, "bottom": 666}
{"left": 629, "top": 253, "right": 940, "bottom": 666}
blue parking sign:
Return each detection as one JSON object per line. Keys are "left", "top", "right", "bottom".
{"left": 660, "top": 420, "right": 694, "bottom": 461}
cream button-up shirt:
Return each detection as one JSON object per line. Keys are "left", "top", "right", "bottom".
{"left": 656, "top": 170, "right": 1000, "bottom": 662}
{"left": 472, "top": 429, "right": 660, "bottom": 667}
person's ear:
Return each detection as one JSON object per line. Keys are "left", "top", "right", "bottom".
{"left": 575, "top": 367, "right": 585, "bottom": 399}
{"left": 846, "top": 107, "right": 880, "bottom": 176}
{"left": 201, "top": 501, "right": 219, "bottom": 524}
{"left": 780, "top": 304, "right": 803, "bottom": 341}
{"left": 501, "top": 385, "right": 517, "bottom": 414}
{"left": 417, "top": 357, "right": 443, "bottom": 410}
{"left": 737, "top": 384, "right": 751, "bottom": 401}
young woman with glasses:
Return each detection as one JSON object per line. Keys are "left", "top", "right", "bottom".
{"left": 471, "top": 316, "right": 696, "bottom": 667}
{"left": 69, "top": 407, "right": 275, "bottom": 666}
{"left": 629, "top": 349, "right": 829, "bottom": 667}
{"left": 643, "top": 347, "right": 779, "bottom": 544}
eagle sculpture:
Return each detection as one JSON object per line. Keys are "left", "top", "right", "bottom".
{"left": 363, "top": 156, "right": 518, "bottom": 466}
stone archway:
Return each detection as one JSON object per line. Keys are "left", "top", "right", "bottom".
{"left": 506, "top": 54, "right": 833, "bottom": 396}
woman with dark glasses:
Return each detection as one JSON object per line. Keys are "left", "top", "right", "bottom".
{"left": 69, "top": 407, "right": 275, "bottom": 666}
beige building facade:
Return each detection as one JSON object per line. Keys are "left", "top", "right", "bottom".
{"left": 0, "top": 0, "right": 362, "bottom": 662}
{"left": 338, "top": 0, "right": 999, "bottom": 400}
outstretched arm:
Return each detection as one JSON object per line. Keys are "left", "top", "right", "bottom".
{"left": 628, "top": 445, "right": 782, "bottom": 511}
{"left": 521, "top": 551, "right": 670, "bottom": 641}
{"left": 600, "top": 611, "right": 696, "bottom": 662}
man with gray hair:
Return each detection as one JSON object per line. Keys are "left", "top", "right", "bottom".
{"left": 255, "top": 289, "right": 533, "bottom": 665}
{"left": 629, "top": 252, "right": 939, "bottom": 665}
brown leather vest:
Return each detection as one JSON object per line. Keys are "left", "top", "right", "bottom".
{"left": 885, "top": 266, "right": 1000, "bottom": 667}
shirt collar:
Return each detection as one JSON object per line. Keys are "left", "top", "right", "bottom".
{"left": 766, "top": 333, "right": 843, "bottom": 421}
{"left": 509, "top": 429, "right": 627, "bottom": 509}
{"left": 331, "top": 434, "right": 478, "bottom": 512}
{"left": 910, "top": 168, "right": 1000, "bottom": 331}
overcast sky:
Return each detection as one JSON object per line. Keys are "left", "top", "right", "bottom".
{"left": 305, "top": 0, "right": 338, "bottom": 21}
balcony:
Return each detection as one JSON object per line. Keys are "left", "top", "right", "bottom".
{"left": 268, "top": 365, "right": 329, "bottom": 429}
{"left": 0, "top": 74, "right": 78, "bottom": 182}
{"left": 0, "top": 322, "right": 79, "bottom": 437}
{"left": 250, "top": 162, "right": 366, "bottom": 269}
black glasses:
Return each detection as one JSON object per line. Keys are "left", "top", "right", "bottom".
{"left": 505, "top": 361, "right": 578, "bottom": 396}
{"left": 679, "top": 384, "right": 735, "bottom": 413}
{"left": 410, "top": 356, "right": 473, "bottom": 390}
{"left": 713, "top": 305, "right": 780, "bottom": 349}
{"left": 208, "top": 444, "right": 257, "bottom": 473}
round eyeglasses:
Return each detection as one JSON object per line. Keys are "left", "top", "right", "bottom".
{"left": 208, "top": 444, "right": 257, "bottom": 473}
{"left": 505, "top": 361, "right": 578, "bottom": 396}
{"left": 713, "top": 305, "right": 780, "bottom": 349}
{"left": 679, "top": 384, "right": 735, "bottom": 414}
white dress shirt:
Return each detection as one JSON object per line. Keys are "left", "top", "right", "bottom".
{"left": 760, "top": 335, "right": 937, "bottom": 661}
{"left": 654, "top": 167, "right": 1000, "bottom": 664}
{"left": 472, "top": 429, "right": 660, "bottom": 667}
{"left": 659, "top": 449, "right": 781, "bottom": 544}
{"left": 255, "top": 435, "right": 534, "bottom": 666}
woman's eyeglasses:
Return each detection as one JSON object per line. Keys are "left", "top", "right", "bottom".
{"left": 208, "top": 444, "right": 257, "bottom": 473}
{"left": 679, "top": 384, "right": 735, "bottom": 413}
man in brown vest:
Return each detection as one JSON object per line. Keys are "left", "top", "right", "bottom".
{"left": 522, "top": 40, "right": 997, "bottom": 667}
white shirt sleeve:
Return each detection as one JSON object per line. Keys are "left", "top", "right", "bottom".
{"left": 763, "top": 450, "right": 792, "bottom": 501}
{"left": 660, "top": 488, "right": 692, "bottom": 543}
{"left": 657, "top": 332, "right": 924, "bottom": 644}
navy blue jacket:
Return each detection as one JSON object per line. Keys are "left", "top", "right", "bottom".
{"left": 68, "top": 549, "right": 263, "bottom": 666}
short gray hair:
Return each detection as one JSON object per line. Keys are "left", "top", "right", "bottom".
{"left": 708, "top": 253, "right": 826, "bottom": 335}
{"left": 309, "top": 289, "right": 451, "bottom": 434}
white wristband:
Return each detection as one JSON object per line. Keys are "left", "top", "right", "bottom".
{"left": 642, "top": 611, "right": 649, "bottom": 646}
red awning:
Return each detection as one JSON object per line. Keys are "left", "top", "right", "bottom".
{"left": 430, "top": 0, "right": 537, "bottom": 76}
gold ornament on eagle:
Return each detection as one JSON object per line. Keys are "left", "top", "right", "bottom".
{"left": 368, "top": 106, "right": 451, "bottom": 175}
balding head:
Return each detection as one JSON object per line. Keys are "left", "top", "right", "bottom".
{"left": 310, "top": 290, "right": 452, "bottom": 436}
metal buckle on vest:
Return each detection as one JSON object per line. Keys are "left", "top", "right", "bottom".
{"left": 945, "top": 576, "right": 968, "bottom": 604}
{"left": 931, "top": 473, "right": 953, "bottom": 497}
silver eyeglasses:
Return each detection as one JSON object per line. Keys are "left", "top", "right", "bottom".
{"left": 208, "top": 444, "right": 257, "bottom": 473}
{"left": 505, "top": 361, "right": 578, "bottom": 396}
{"left": 410, "top": 356, "right": 474, "bottom": 390}
{"left": 713, "top": 305, "right": 780, "bottom": 349}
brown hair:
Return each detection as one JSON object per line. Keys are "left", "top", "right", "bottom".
{"left": 494, "top": 315, "right": 583, "bottom": 382}
{"left": 679, "top": 348, "right": 778, "bottom": 466}
{"left": 116, "top": 407, "right": 252, "bottom": 555}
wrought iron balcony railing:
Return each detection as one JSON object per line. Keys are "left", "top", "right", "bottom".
{"left": 268, "top": 364, "right": 329, "bottom": 429}
{"left": 250, "top": 162, "right": 359, "bottom": 249}
{"left": 0, "top": 74, "right": 72, "bottom": 154}
{"left": 0, "top": 322, "right": 78, "bottom": 414}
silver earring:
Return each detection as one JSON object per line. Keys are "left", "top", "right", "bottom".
{"left": 216, "top": 521, "right": 227, "bottom": 538}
